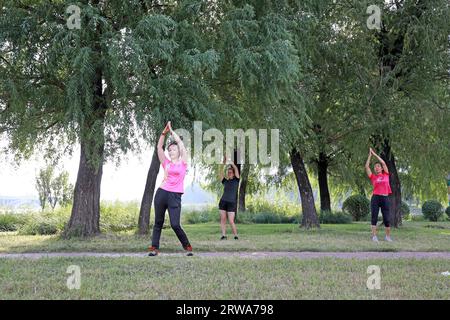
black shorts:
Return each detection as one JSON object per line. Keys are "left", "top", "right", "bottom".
{"left": 219, "top": 199, "right": 237, "bottom": 213}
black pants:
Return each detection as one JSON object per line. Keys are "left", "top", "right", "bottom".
{"left": 371, "top": 195, "right": 390, "bottom": 227}
{"left": 151, "top": 188, "right": 190, "bottom": 249}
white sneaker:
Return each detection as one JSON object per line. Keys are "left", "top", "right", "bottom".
{"left": 372, "top": 236, "right": 379, "bottom": 242}
{"left": 385, "top": 236, "right": 393, "bottom": 242}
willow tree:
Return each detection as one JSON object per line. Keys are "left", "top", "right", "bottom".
{"left": 286, "top": 0, "right": 375, "bottom": 212}
{"left": 296, "top": 0, "right": 449, "bottom": 224}
{"left": 356, "top": 0, "right": 450, "bottom": 226}
{"left": 197, "top": 0, "right": 315, "bottom": 225}
{"left": 135, "top": 0, "right": 223, "bottom": 234}
{"left": 0, "top": 0, "right": 219, "bottom": 236}
{"left": 138, "top": 0, "right": 308, "bottom": 232}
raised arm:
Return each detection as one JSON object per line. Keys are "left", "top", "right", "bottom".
{"left": 229, "top": 162, "right": 240, "bottom": 179}
{"left": 157, "top": 123, "right": 170, "bottom": 164}
{"left": 365, "top": 149, "right": 372, "bottom": 178}
{"left": 168, "top": 121, "right": 188, "bottom": 163}
{"left": 218, "top": 156, "right": 225, "bottom": 181}
{"left": 370, "top": 148, "right": 389, "bottom": 174}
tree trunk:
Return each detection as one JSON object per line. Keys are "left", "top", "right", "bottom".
{"left": 238, "top": 164, "right": 249, "bottom": 212}
{"left": 381, "top": 139, "right": 402, "bottom": 227}
{"left": 447, "top": 173, "right": 450, "bottom": 207}
{"left": 65, "top": 136, "right": 104, "bottom": 237}
{"left": 65, "top": 23, "right": 106, "bottom": 237}
{"left": 317, "top": 152, "right": 331, "bottom": 212}
{"left": 137, "top": 146, "right": 160, "bottom": 235}
{"left": 233, "top": 149, "right": 241, "bottom": 175}
{"left": 290, "top": 148, "right": 320, "bottom": 229}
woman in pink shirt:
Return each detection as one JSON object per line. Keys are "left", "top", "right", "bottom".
{"left": 365, "top": 148, "right": 393, "bottom": 243}
{"left": 148, "top": 121, "right": 193, "bottom": 256}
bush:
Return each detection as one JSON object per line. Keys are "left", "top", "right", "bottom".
{"left": 422, "top": 200, "right": 444, "bottom": 222}
{"left": 319, "top": 211, "right": 352, "bottom": 224}
{"left": 342, "top": 195, "right": 370, "bottom": 221}
{"left": 445, "top": 206, "right": 450, "bottom": 220}
{"left": 252, "top": 212, "right": 281, "bottom": 224}
{"left": 401, "top": 201, "right": 411, "bottom": 220}
{"left": 100, "top": 201, "right": 139, "bottom": 232}
{"left": 18, "top": 216, "right": 59, "bottom": 235}
{"left": 279, "top": 215, "right": 299, "bottom": 224}
{"left": 235, "top": 211, "right": 254, "bottom": 224}
{"left": 246, "top": 197, "right": 300, "bottom": 217}
{"left": 250, "top": 212, "right": 297, "bottom": 224}
{"left": 411, "top": 214, "right": 425, "bottom": 222}
{"left": 183, "top": 208, "right": 219, "bottom": 224}
{"left": 42, "top": 207, "right": 71, "bottom": 231}
{"left": 182, "top": 196, "right": 300, "bottom": 225}
{"left": 0, "top": 213, "right": 28, "bottom": 232}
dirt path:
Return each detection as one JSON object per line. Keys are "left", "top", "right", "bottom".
{"left": 1, "top": 251, "right": 449, "bottom": 259}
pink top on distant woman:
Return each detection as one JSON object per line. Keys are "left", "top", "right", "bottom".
{"left": 160, "top": 158, "right": 187, "bottom": 194}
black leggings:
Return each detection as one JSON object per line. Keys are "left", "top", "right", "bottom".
{"left": 371, "top": 195, "right": 390, "bottom": 227}
{"left": 151, "top": 188, "right": 190, "bottom": 249}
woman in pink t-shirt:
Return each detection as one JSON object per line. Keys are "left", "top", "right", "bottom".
{"left": 365, "top": 148, "right": 393, "bottom": 243}
{"left": 148, "top": 121, "right": 193, "bottom": 257}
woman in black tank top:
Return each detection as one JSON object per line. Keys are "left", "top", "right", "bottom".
{"left": 218, "top": 156, "right": 240, "bottom": 240}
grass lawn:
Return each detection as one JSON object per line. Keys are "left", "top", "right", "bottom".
{"left": 0, "top": 256, "right": 449, "bottom": 299}
{"left": 0, "top": 221, "right": 449, "bottom": 253}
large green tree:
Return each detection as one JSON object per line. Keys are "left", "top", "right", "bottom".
{"left": 0, "top": 0, "right": 220, "bottom": 236}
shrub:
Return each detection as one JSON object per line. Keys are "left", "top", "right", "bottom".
{"left": 411, "top": 215, "right": 425, "bottom": 222}
{"left": 42, "top": 207, "right": 71, "bottom": 231}
{"left": 252, "top": 212, "right": 281, "bottom": 224}
{"left": 445, "top": 206, "right": 450, "bottom": 219}
{"left": 0, "top": 213, "right": 28, "bottom": 232}
{"left": 235, "top": 211, "right": 254, "bottom": 224}
{"left": 422, "top": 200, "right": 444, "bottom": 222}
{"left": 18, "top": 216, "right": 59, "bottom": 235}
{"left": 401, "top": 201, "right": 411, "bottom": 220}
{"left": 319, "top": 211, "right": 352, "bottom": 224}
{"left": 100, "top": 201, "right": 139, "bottom": 232}
{"left": 246, "top": 196, "right": 300, "bottom": 217}
{"left": 183, "top": 209, "right": 219, "bottom": 224}
{"left": 279, "top": 215, "right": 299, "bottom": 224}
{"left": 342, "top": 195, "right": 370, "bottom": 221}
{"left": 182, "top": 197, "right": 300, "bottom": 225}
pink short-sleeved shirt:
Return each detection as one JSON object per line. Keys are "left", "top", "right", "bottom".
{"left": 369, "top": 173, "right": 392, "bottom": 195}
{"left": 160, "top": 158, "right": 187, "bottom": 194}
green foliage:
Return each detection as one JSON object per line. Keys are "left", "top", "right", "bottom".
{"left": 446, "top": 206, "right": 450, "bottom": 220}
{"left": 183, "top": 207, "right": 220, "bottom": 224}
{"left": 411, "top": 215, "right": 425, "bottom": 222}
{"left": 100, "top": 201, "right": 139, "bottom": 232}
{"left": 18, "top": 216, "right": 59, "bottom": 235}
{"left": 182, "top": 196, "right": 300, "bottom": 225}
{"left": 342, "top": 195, "right": 370, "bottom": 221}
{"left": 318, "top": 211, "right": 352, "bottom": 224}
{"left": 246, "top": 196, "right": 300, "bottom": 217}
{"left": 422, "top": 200, "right": 444, "bottom": 222}
{"left": 1, "top": 202, "right": 142, "bottom": 234}
{"left": 0, "top": 213, "right": 27, "bottom": 231}
{"left": 35, "top": 166, "right": 73, "bottom": 210}
{"left": 401, "top": 201, "right": 411, "bottom": 220}
{"left": 249, "top": 213, "right": 297, "bottom": 224}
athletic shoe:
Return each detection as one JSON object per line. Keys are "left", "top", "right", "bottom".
{"left": 234, "top": 236, "right": 239, "bottom": 240}
{"left": 220, "top": 236, "right": 227, "bottom": 240}
{"left": 372, "top": 236, "right": 379, "bottom": 243}
{"left": 184, "top": 244, "right": 194, "bottom": 256}
{"left": 385, "top": 236, "right": 393, "bottom": 242}
{"left": 148, "top": 246, "right": 159, "bottom": 256}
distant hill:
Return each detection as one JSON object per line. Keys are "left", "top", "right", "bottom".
{"left": 0, "top": 196, "right": 41, "bottom": 211}
{"left": 0, "top": 181, "right": 217, "bottom": 212}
